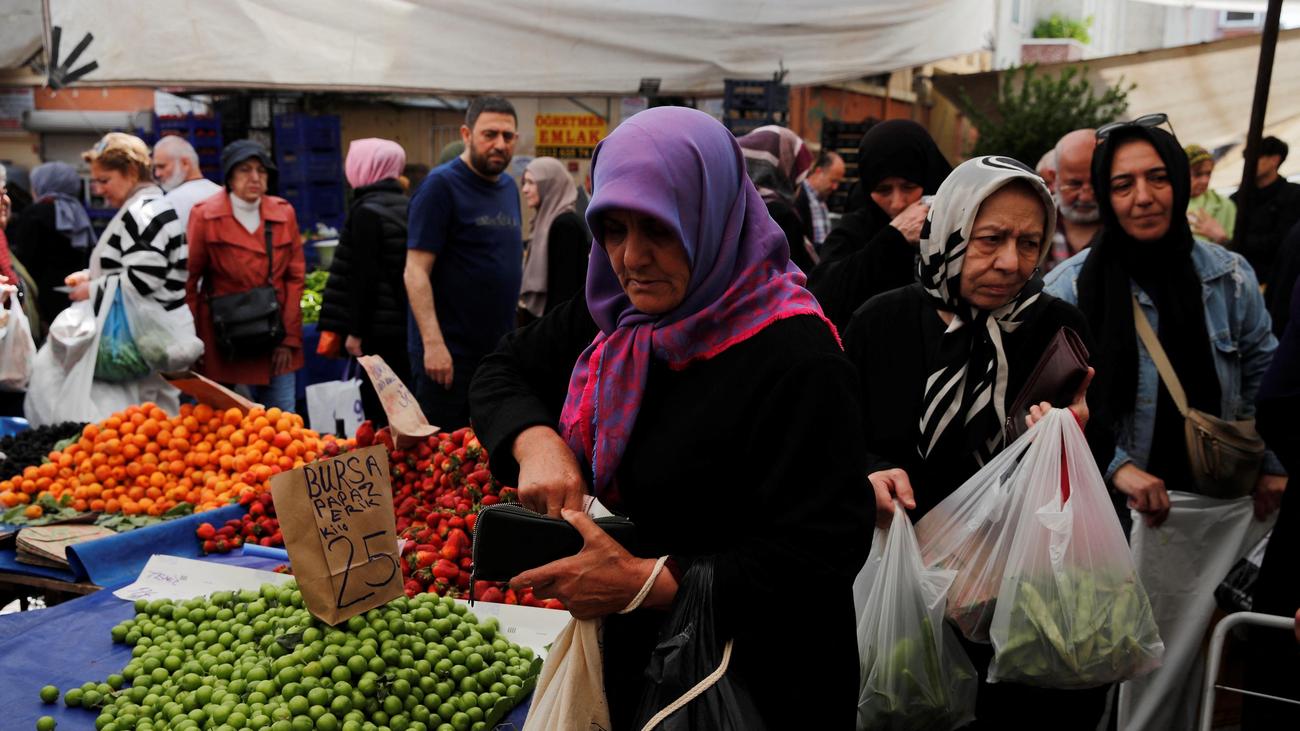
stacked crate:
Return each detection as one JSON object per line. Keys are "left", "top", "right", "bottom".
{"left": 820, "top": 120, "right": 873, "bottom": 214}
{"left": 723, "top": 79, "right": 790, "bottom": 136}
{"left": 273, "top": 114, "right": 345, "bottom": 233}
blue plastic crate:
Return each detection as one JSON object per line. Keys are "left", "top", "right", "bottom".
{"left": 274, "top": 114, "right": 340, "bottom": 151}
{"left": 277, "top": 149, "right": 342, "bottom": 182}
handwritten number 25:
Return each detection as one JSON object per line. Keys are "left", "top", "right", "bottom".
{"left": 329, "top": 530, "right": 398, "bottom": 609}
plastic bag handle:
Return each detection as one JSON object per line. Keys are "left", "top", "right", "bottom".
{"left": 638, "top": 638, "right": 735, "bottom": 731}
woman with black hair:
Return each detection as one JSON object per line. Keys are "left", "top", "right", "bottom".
{"left": 1045, "top": 116, "right": 1284, "bottom": 730}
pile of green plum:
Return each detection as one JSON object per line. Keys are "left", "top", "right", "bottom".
{"left": 44, "top": 583, "right": 541, "bottom": 731}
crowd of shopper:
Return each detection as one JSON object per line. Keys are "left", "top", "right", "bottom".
{"left": 0, "top": 96, "right": 1296, "bottom": 729}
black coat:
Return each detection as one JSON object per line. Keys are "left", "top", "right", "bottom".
{"left": 766, "top": 199, "right": 814, "bottom": 274}
{"left": 1231, "top": 177, "right": 1300, "bottom": 285}
{"left": 319, "top": 180, "right": 409, "bottom": 341}
{"left": 5, "top": 201, "right": 88, "bottom": 332}
{"left": 809, "top": 212, "right": 915, "bottom": 333}
{"left": 469, "top": 297, "right": 871, "bottom": 730}
{"left": 540, "top": 210, "right": 589, "bottom": 315}
{"left": 845, "top": 283, "right": 1100, "bottom": 518}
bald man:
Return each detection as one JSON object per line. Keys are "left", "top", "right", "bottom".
{"left": 155, "top": 135, "right": 222, "bottom": 229}
{"left": 1044, "top": 129, "right": 1101, "bottom": 270}
{"left": 1036, "top": 149, "right": 1057, "bottom": 192}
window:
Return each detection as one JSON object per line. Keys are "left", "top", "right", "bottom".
{"left": 1220, "top": 10, "right": 1261, "bottom": 28}
{"left": 1011, "top": 0, "right": 1022, "bottom": 25}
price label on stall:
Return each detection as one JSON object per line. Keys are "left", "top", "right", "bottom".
{"left": 270, "top": 445, "right": 403, "bottom": 624}
{"left": 357, "top": 354, "right": 438, "bottom": 447}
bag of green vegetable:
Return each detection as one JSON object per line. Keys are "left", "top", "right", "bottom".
{"left": 985, "top": 409, "right": 1164, "bottom": 688}
{"left": 856, "top": 502, "right": 976, "bottom": 730}
{"left": 94, "top": 278, "right": 151, "bottom": 383}
{"left": 120, "top": 273, "right": 203, "bottom": 372}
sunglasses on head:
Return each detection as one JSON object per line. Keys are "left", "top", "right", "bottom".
{"left": 1096, "top": 113, "right": 1176, "bottom": 142}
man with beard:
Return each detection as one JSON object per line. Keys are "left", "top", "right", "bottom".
{"left": 155, "top": 135, "right": 222, "bottom": 229}
{"left": 1045, "top": 128, "right": 1102, "bottom": 270}
{"left": 404, "top": 97, "right": 522, "bottom": 428}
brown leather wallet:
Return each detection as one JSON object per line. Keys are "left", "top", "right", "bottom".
{"left": 1004, "top": 326, "right": 1090, "bottom": 442}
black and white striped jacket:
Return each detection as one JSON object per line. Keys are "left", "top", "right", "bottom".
{"left": 92, "top": 184, "right": 188, "bottom": 311}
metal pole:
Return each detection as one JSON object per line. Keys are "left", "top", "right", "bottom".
{"left": 1233, "top": 0, "right": 1284, "bottom": 247}
{"left": 1198, "top": 611, "right": 1296, "bottom": 731}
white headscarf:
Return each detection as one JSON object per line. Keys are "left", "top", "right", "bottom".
{"left": 519, "top": 157, "right": 580, "bottom": 317}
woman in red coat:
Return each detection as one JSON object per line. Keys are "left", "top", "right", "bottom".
{"left": 186, "top": 140, "right": 305, "bottom": 410}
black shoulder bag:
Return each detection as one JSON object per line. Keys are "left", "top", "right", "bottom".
{"left": 208, "top": 222, "right": 287, "bottom": 358}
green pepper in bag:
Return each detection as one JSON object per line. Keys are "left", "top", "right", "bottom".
{"left": 94, "top": 284, "right": 150, "bottom": 382}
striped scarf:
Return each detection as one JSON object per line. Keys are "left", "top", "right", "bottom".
{"left": 916, "top": 156, "right": 1055, "bottom": 464}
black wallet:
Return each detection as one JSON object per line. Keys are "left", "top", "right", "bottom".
{"left": 1004, "top": 326, "right": 1090, "bottom": 442}
{"left": 470, "top": 503, "right": 640, "bottom": 583}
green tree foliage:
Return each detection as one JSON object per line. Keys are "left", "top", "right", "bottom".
{"left": 958, "top": 65, "right": 1133, "bottom": 166}
{"left": 1033, "top": 13, "right": 1093, "bottom": 44}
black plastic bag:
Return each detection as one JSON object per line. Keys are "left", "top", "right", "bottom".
{"left": 631, "top": 558, "right": 766, "bottom": 731}
{"left": 1215, "top": 530, "right": 1271, "bottom": 613}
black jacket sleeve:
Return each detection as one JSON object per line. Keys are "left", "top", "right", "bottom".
{"left": 543, "top": 212, "right": 590, "bottom": 316}
{"left": 808, "top": 213, "right": 915, "bottom": 333}
{"left": 1266, "top": 220, "right": 1300, "bottom": 337}
{"left": 468, "top": 295, "right": 599, "bottom": 485}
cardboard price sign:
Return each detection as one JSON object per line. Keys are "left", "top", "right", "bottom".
{"left": 270, "top": 445, "right": 403, "bottom": 624}
{"left": 357, "top": 355, "right": 438, "bottom": 447}
{"left": 164, "top": 370, "right": 261, "bottom": 411}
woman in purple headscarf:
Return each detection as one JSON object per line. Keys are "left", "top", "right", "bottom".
{"left": 470, "top": 107, "right": 871, "bottom": 727}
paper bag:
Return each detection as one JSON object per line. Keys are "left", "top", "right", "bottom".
{"left": 306, "top": 378, "right": 364, "bottom": 437}
{"left": 270, "top": 444, "right": 404, "bottom": 624}
{"left": 357, "top": 355, "right": 438, "bottom": 447}
{"left": 165, "top": 370, "right": 261, "bottom": 412}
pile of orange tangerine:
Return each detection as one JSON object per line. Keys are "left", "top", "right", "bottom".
{"left": 0, "top": 402, "right": 342, "bottom": 518}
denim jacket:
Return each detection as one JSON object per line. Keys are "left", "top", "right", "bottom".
{"left": 1044, "top": 240, "right": 1285, "bottom": 480}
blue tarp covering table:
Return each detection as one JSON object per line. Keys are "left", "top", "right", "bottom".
{"left": 0, "top": 503, "right": 247, "bottom": 588}
{"left": 0, "top": 551, "right": 532, "bottom": 729}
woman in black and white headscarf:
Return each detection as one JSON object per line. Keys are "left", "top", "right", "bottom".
{"left": 845, "top": 155, "right": 1106, "bottom": 729}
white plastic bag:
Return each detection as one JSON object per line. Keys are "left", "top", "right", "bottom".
{"left": 306, "top": 378, "right": 364, "bottom": 437}
{"left": 915, "top": 416, "right": 1045, "bottom": 642}
{"left": 25, "top": 294, "right": 104, "bottom": 425}
{"left": 24, "top": 277, "right": 180, "bottom": 426}
{"left": 1118, "top": 491, "right": 1273, "bottom": 731}
{"left": 0, "top": 290, "right": 36, "bottom": 391}
{"left": 856, "top": 503, "right": 977, "bottom": 731}
{"left": 522, "top": 618, "right": 612, "bottom": 731}
{"left": 120, "top": 274, "right": 203, "bottom": 373}
{"left": 986, "top": 409, "right": 1164, "bottom": 688}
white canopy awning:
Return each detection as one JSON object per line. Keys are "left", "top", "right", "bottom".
{"left": 36, "top": 0, "right": 993, "bottom": 95}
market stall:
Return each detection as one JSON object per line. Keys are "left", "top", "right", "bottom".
{"left": 0, "top": 359, "right": 567, "bottom": 730}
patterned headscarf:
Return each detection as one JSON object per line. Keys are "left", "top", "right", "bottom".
{"left": 560, "top": 107, "right": 832, "bottom": 500}
{"left": 916, "top": 156, "right": 1056, "bottom": 463}
{"left": 737, "top": 125, "right": 813, "bottom": 205}
{"left": 519, "top": 157, "right": 580, "bottom": 317}
{"left": 345, "top": 138, "right": 406, "bottom": 189}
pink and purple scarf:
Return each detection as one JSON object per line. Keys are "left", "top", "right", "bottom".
{"left": 559, "top": 107, "right": 834, "bottom": 500}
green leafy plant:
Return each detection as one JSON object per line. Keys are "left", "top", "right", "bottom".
{"left": 957, "top": 64, "right": 1133, "bottom": 166}
{"left": 1034, "top": 13, "right": 1093, "bottom": 44}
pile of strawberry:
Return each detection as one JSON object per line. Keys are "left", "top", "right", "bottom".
{"left": 195, "top": 490, "right": 282, "bottom": 554}
{"left": 365, "top": 423, "right": 562, "bottom": 609}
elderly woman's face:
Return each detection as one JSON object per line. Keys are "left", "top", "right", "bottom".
{"left": 601, "top": 209, "right": 691, "bottom": 315}
{"left": 959, "top": 183, "right": 1046, "bottom": 311}
{"left": 90, "top": 162, "right": 139, "bottom": 210}
{"left": 229, "top": 159, "right": 268, "bottom": 203}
